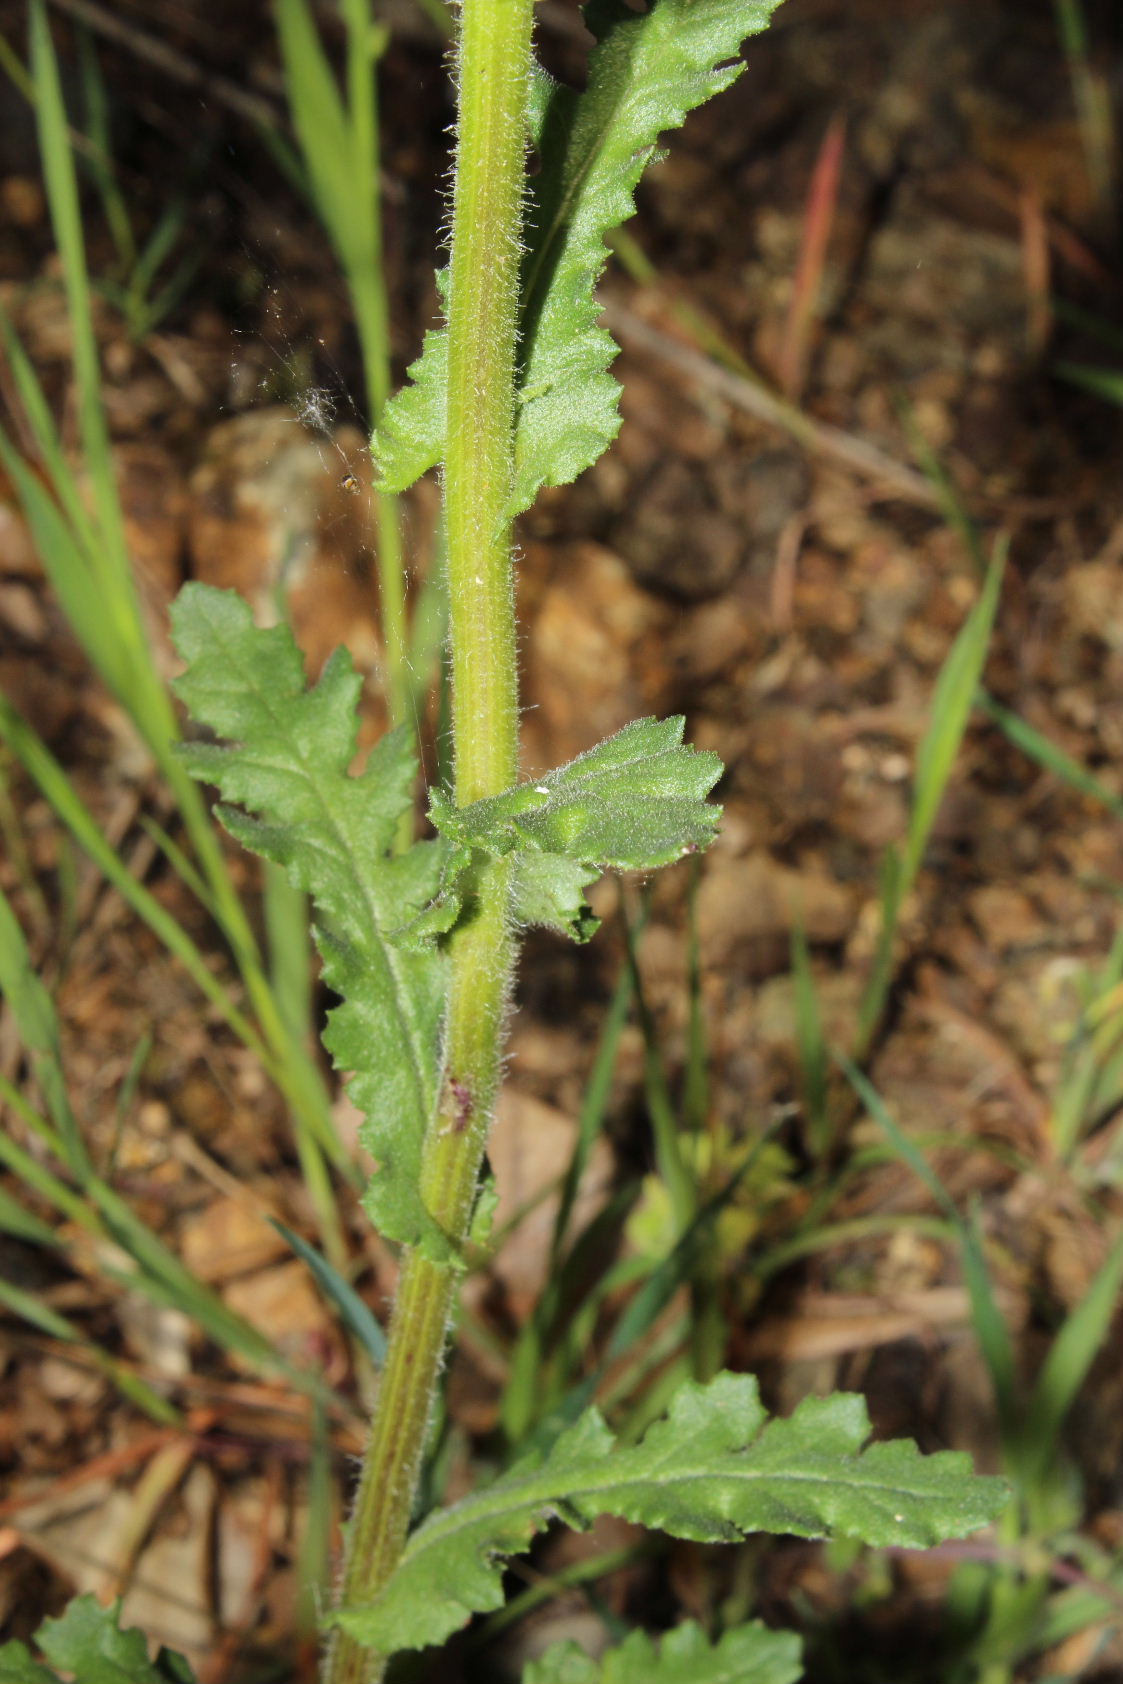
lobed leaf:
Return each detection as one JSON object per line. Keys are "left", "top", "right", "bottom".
{"left": 447, "top": 715, "right": 717, "bottom": 875}
{"left": 374, "top": 0, "right": 783, "bottom": 509}
{"left": 0, "top": 1595, "right": 196, "bottom": 1683}
{"left": 427, "top": 717, "right": 721, "bottom": 939}
{"left": 335, "top": 1372, "right": 1008, "bottom": 1652}
{"left": 170, "top": 585, "right": 451, "bottom": 1256}
{"left": 523, "top": 1618, "right": 803, "bottom": 1684}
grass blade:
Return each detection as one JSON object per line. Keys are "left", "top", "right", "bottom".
{"left": 977, "top": 690, "right": 1123, "bottom": 817}
{"left": 0, "top": 885, "right": 90, "bottom": 1176}
{"left": 0, "top": 1275, "right": 180, "bottom": 1425}
{"left": 1020, "top": 1223, "right": 1123, "bottom": 1486}
{"left": 270, "top": 1217, "right": 388, "bottom": 1366}
{"left": 903, "top": 539, "right": 1006, "bottom": 889}
{"left": 792, "top": 919, "right": 830, "bottom": 1154}
{"left": 0, "top": 693, "right": 269, "bottom": 1063}
{"left": 838, "top": 1056, "right": 1020, "bottom": 1443}
{"left": 856, "top": 539, "right": 1006, "bottom": 1054}
{"left": 29, "top": 0, "right": 124, "bottom": 563}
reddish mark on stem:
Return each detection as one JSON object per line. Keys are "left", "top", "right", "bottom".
{"left": 449, "top": 1079, "right": 474, "bottom": 1133}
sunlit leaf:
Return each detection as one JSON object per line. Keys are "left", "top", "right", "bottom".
{"left": 336, "top": 1372, "right": 1008, "bottom": 1652}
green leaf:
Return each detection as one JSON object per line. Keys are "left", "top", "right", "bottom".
{"left": 524, "top": 1619, "right": 803, "bottom": 1684}
{"left": 335, "top": 1372, "right": 1008, "bottom": 1652}
{"left": 275, "top": 0, "right": 353, "bottom": 257}
{"left": 0, "top": 1186, "right": 57, "bottom": 1246}
{"left": 1020, "top": 1223, "right": 1123, "bottom": 1485}
{"left": 430, "top": 717, "right": 722, "bottom": 939}
{"left": 429, "top": 717, "right": 722, "bottom": 939}
{"left": 370, "top": 270, "right": 450, "bottom": 490}
{"left": 976, "top": 689, "right": 1123, "bottom": 818}
{"left": 170, "top": 584, "right": 451, "bottom": 1256}
{"left": 514, "top": 851, "right": 603, "bottom": 942}
{"left": 374, "top": 0, "right": 783, "bottom": 509}
{"left": 0, "top": 1596, "right": 196, "bottom": 1683}
{"left": 0, "top": 884, "right": 89, "bottom": 1175}
{"left": 0, "top": 1646, "right": 59, "bottom": 1684}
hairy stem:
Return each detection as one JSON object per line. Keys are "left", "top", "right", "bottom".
{"left": 324, "top": 4, "right": 533, "bottom": 1680}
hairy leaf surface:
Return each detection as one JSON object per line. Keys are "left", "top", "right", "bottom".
{"left": 335, "top": 1373, "right": 1008, "bottom": 1651}
{"left": 373, "top": 0, "right": 783, "bottom": 509}
{"left": 523, "top": 1619, "right": 802, "bottom": 1684}
{"left": 170, "top": 585, "right": 450, "bottom": 1255}
{"left": 428, "top": 717, "right": 722, "bottom": 938}
{"left": 426, "top": 717, "right": 722, "bottom": 938}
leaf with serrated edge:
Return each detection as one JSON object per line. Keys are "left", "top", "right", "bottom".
{"left": 170, "top": 585, "right": 450, "bottom": 1257}
{"left": 335, "top": 1372, "right": 1008, "bottom": 1652}
{"left": 17, "top": 1594, "right": 197, "bottom": 1682}
{"left": 514, "top": 851, "right": 602, "bottom": 942}
{"left": 431, "top": 717, "right": 722, "bottom": 877}
{"left": 513, "top": 0, "right": 781, "bottom": 513}
{"left": 370, "top": 274, "right": 449, "bottom": 490}
{"left": 523, "top": 1619, "right": 802, "bottom": 1684}
{"left": 374, "top": 0, "right": 783, "bottom": 508}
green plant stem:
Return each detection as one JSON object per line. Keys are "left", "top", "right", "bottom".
{"left": 325, "top": 4, "right": 533, "bottom": 1680}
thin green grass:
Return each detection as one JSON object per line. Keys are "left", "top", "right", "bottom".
{"left": 1053, "top": 360, "right": 1123, "bottom": 406}
{"left": 976, "top": 689, "right": 1123, "bottom": 819}
{"left": 500, "top": 904, "right": 649, "bottom": 1444}
{"left": 854, "top": 538, "right": 1007, "bottom": 1056}
{"left": 792, "top": 918, "right": 830, "bottom": 1154}
{"left": 0, "top": 3, "right": 347, "bottom": 1261}
{"left": 1048, "top": 931, "right": 1123, "bottom": 1162}
{"left": 0, "top": 1274, "right": 181, "bottom": 1426}
{"left": 0, "top": 885, "right": 342, "bottom": 1411}
{"left": 1051, "top": 0, "right": 1116, "bottom": 221}
{"left": 73, "top": 28, "right": 202, "bottom": 338}
{"left": 621, "top": 898, "right": 696, "bottom": 1234}
{"left": 840, "top": 1054, "right": 1123, "bottom": 1681}
{"left": 275, "top": 0, "right": 408, "bottom": 730}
